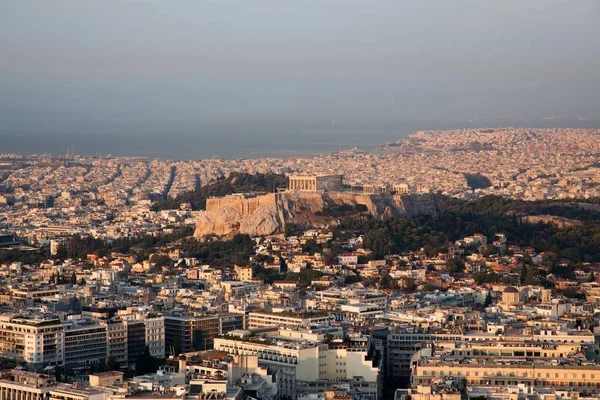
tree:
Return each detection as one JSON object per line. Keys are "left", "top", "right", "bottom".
{"left": 474, "top": 271, "right": 501, "bottom": 285}
{"left": 379, "top": 273, "right": 396, "bottom": 290}
{"left": 151, "top": 254, "right": 171, "bottom": 268}
{"left": 280, "top": 256, "right": 288, "bottom": 273}
{"left": 403, "top": 278, "right": 417, "bottom": 293}
{"left": 444, "top": 258, "right": 465, "bottom": 274}
{"left": 344, "top": 275, "right": 362, "bottom": 285}
{"left": 296, "top": 268, "right": 323, "bottom": 286}
{"left": 55, "top": 244, "right": 68, "bottom": 260}
{"left": 421, "top": 283, "right": 437, "bottom": 292}
{"left": 107, "top": 356, "right": 120, "bottom": 371}
{"left": 523, "top": 266, "right": 541, "bottom": 286}
{"left": 363, "top": 228, "right": 395, "bottom": 258}
{"left": 173, "top": 336, "right": 181, "bottom": 357}
{"left": 136, "top": 346, "right": 159, "bottom": 375}
{"left": 481, "top": 244, "right": 496, "bottom": 257}
{"left": 520, "top": 263, "right": 527, "bottom": 285}
{"left": 483, "top": 291, "right": 493, "bottom": 307}
{"left": 302, "top": 239, "right": 321, "bottom": 255}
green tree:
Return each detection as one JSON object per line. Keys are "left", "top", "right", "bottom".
{"left": 481, "top": 244, "right": 496, "bottom": 257}
{"left": 107, "top": 356, "right": 120, "bottom": 371}
{"left": 298, "top": 268, "right": 323, "bottom": 286}
{"left": 173, "top": 336, "right": 181, "bottom": 357}
{"left": 151, "top": 254, "right": 171, "bottom": 268}
{"left": 344, "top": 274, "right": 362, "bottom": 285}
{"left": 445, "top": 258, "right": 465, "bottom": 274}
{"left": 302, "top": 239, "right": 321, "bottom": 255}
{"left": 136, "top": 346, "right": 159, "bottom": 375}
{"left": 483, "top": 291, "right": 493, "bottom": 307}
{"left": 474, "top": 271, "right": 501, "bottom": 285}
{"left": 379, "top": 273, "right": 396, "bottom": 289}
{"left": 363, "top": 228, "right": 395, "bottom": 258}
{"left": 524, "top": 266, "right": 541, "bottom": 286}
{"left": 403, "top": 278, "right": 417, "bottom": 293}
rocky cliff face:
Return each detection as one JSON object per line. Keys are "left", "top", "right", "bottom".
{"left": 193, "top": 192, "right": 437, "bottom": 238}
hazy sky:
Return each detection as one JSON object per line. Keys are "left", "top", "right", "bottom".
{"left": 1, "top": 0, "right": 599, "bottom": 125}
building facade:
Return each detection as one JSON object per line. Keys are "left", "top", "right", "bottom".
{"left": 144, "top": 316, "right": 165, "bottom": 359}
{"left": 164, "top": 315, "right": 220, "bottom": 356}
{"left": 63, "top": 319, "right": 107, "bottom": 370}
{"left": 0, "top": 315, "right": 64, "bottom": 370}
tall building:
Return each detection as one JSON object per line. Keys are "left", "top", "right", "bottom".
{"left": 0, "top": 315, "right": 64, "bottom": 370}
{"left": 215, "top": 329, "right": 380, "bottom": 399}
{"left": 104, "top": 319, "right": 128, "bottom": 367}
{"left": 219, "top": 314, "right": 244, "bottom": 335}
{"left": 164, "top": 315, "right": 220, "bottom": 355}
{"left": 145, "top": 316, "right": 165, "bottom": 359}
{"left": 63, "top": 318, "right": 107, "bottom": 370}
{"left": 124, "top": 319, "right": 146, "bottom": 367}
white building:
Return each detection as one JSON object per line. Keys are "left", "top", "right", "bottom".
{"left": 145, "top": 316, "right": 166, "bottom": 359}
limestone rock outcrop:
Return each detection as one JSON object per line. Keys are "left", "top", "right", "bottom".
{"left": 193, "top": 192, "right": 437, "bottom": 238}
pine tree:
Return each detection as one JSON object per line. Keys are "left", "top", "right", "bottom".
{"left": 483, "top": 291, "right": 493, "bottom": 307}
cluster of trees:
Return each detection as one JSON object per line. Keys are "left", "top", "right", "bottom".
{"left": 135, "top": 347, "right": 165, "bottom": 375}
{"left": 0, "top": 248, "right": 49, "bottom": 265}
{"left": 464, "top": 173, "right": 492, "bottom": 190}
{"left": 152, "top": 172, "right": 288, "bottom": 211}
{"left": 52, "top": 227, "right": 194, "bottom": 261}
{"left": 338, "top": 195, "right": 600, "bottom": 264}
{"left": 180, "top": 234, "right": 255, "bottom": 267}
{"left": 252, "top": 264, "right": 324, "bottom": 286}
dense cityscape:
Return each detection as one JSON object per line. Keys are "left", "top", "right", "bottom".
{"left": 1, "top": 127, "right": 600, "bottom": 400}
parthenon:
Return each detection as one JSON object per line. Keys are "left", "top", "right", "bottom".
{"left": 288, "top": 175, "right": 343, "bottom": 192}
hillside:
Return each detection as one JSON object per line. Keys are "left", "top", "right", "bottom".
{"left": 193, "top": 191, "right": 438, "bottom": 238}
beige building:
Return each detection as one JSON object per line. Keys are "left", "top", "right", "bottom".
{"left": 288, "top": 175, "right": 343, "bottom": 192}
{"left": 88, "top": 371, "right": 124, "bottom": 387}
{"left": 501, "top": 286, "right": 521, "bottom": 305}
{"left": 413, "top": 361, "right": 600, "bottom": 393}
{"left": 234, "top": 266, "right": 253, "bottom": 282}
{"left": 104, "top": 319, "right": 128, "bottom": 367}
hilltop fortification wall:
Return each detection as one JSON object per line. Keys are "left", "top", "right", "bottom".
{"left": 206, "top": 193, "right": 276, "bottom": 215}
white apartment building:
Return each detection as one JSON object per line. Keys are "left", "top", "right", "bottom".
{"left": 0, "top": 315, "right": 64, "bottom": 370}
{"left": 214, "top": 329, "right": 380, "bottom": 399}
{"left": 214, "top": 335, "right": 321, "bottom": 398}
{"left": 145, "top": 316, "right": 165, "bottom": 359}
{"left": 247, "top": 311, "right": 330, "bottom": 329}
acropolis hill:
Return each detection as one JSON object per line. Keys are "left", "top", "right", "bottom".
{"left": 193, "top": 175, "right": 438, "bottom": 237}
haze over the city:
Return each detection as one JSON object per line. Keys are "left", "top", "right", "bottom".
{"left": 1, "top": 0, "right": 599, "bottom": 130}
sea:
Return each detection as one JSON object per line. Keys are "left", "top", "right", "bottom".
{"left": 1, "top": 119, "right": 598, "bottom": 161}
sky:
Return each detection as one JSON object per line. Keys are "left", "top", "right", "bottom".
{"left": 1, "top": 0, "right": 599, "bottom": 127}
